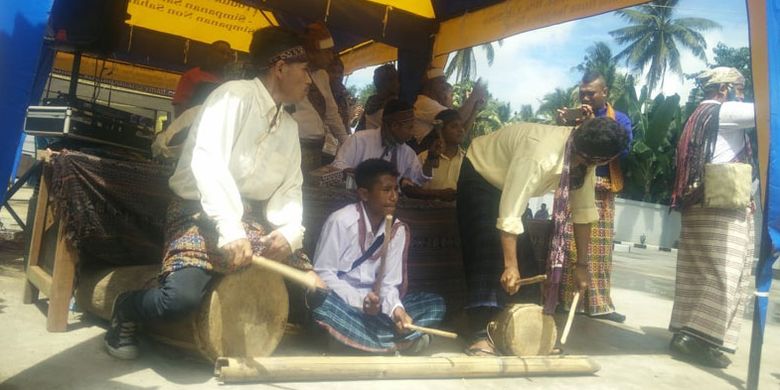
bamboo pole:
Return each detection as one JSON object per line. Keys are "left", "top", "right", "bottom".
{"left": 215, "top": 355, "right": 600, "bottom": 383}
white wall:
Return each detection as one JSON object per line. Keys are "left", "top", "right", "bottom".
{"left": 614, "top": 198, "right": 681, "bottom": 248}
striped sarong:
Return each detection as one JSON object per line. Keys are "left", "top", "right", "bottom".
{"left": 561, "top": 177, "right": 616, "bottom": 314}
{"left": 669, "top": 205, "right": 754, "bottom": 352}
{"left": 312, "top": 291, "right": 446, "bottom": 353}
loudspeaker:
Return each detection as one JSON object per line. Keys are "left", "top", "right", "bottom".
{"left": 49, "top": 0, "right": 129, "bottom": 55}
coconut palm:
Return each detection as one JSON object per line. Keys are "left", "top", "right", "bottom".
{"left": 574, "top": 41, "right": 617, "bottom": 91}
{"left": 445, "top": 41, "right": 501, "bottom": 83}
{"left": 536, "top": 86, "right": 578, "bottom": 123}
{"left": 609, "top": 0, "right": 720, "bottom": 95}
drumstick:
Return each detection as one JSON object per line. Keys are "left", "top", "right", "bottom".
{"left": 372, "top": 214, "right": 394, "bottom": 293}
{"left": 252, "top": 255, "right": 318, "bottom": 291}
{"left": 560, "top": 292, "right": 579, "bottom": 345}
{"left": 518, "top": 275, "right": 547, "bottom": 287}
{"left": 404, "top": 324, "right": 458, "bottom": 339}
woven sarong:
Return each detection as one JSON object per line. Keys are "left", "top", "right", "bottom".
{"left": 669, "top": 205, "right": 754, "bottom": 352}
{"left": 561, "top": 176, "right": 616, "bottom": 314}
{"left": 161, "top": 198, "right": 312, "bottom": 277}
{"left": 48, "top": 149, "right": 173, "bottom": 266}
{"left": 312, "top": 291, "right": 445, "bottom": 353}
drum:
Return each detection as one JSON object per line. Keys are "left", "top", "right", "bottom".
{"left": 76, "top": 265, "right": 289, "bottom": 361}
{"left": 487, "top": 304, "right": 557, "bottom": 356}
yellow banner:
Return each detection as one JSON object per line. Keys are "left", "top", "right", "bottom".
{"left": 433, "top": 0, "right": 647, "bottom": 59}
{"left": 126, "top": 0, "right": 275, "bottom": 52}
{"left": 340, "top": 41, "right": 398, "bottom": 75}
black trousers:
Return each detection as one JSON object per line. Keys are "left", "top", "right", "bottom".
{"left": 119, "top": 267, "right": 213, "bottom": 323}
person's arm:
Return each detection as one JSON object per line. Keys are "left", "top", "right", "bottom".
{"left": 496, "top": 158, "right": 541, "bottom": 294}
{"left": 313, "top": 216, "right": 364, "bottom": 309}
{"left": 719, "top": 102, "right": 756, "bottom": 131}
{"left": 190, "top": 87, "right": 247, "bottom": 248}
{"left": 330, "top": 132, "right": 359, "bottom": 170}
{"left": 265, "top": 120, "right": 305, "bottom": 252}
{"left": 458, "top": 83, "right": 487, "bottom": 136}
{"left": 315, "top": 70, "right": 349, "bottom": 143}
{"left": 617, "top": 112, "right": 634, "bottom": 158}
{"left": 379, "top": 224, "right": 407, "bottom": 318}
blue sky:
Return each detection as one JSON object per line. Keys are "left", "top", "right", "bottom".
{"left": 345, "top": 0, "right": 751, "bottom": 113}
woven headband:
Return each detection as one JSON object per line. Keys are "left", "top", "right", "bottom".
{"left": 267, "top": 45, "right": 307, "bottom": 66}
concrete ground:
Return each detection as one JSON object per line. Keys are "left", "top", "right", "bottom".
{"left": 1, "top": 187, "right": 779, "bottom": 389}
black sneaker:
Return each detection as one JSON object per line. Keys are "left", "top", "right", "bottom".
{"left": 104, "top": 292, "right": 139, "bottom": 360}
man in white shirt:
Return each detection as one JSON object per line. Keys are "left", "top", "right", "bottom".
{"left": 294, "top": 22, "right": 350, "bottom": 175}
{"left": 105, "top": 27, "right": 323, "bottom": 360}
{"left": 312, "top": 159, "right": 445, "bottom": 353}
{"left": 332, "top": 99, "right": 437, "bottom": 188}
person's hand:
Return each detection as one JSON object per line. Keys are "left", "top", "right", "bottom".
{"left": 500, "top": 266, "right": 522, "bottom": 295}
{"left": 363, "top": 292, "right": 381, "bottom": 315}
{"left": 399, "top": 177, "right": 416, "bottom": 189}
{"left": 259, "top": 230, "right": 292, "bottom": 261}
{"left": 579, "top": 104, "right": 595, "bottom": 122}
{"left": 574, "top": 263, "right": 590, "bottom": 294}
{"left": 308, "top": 271, "right": 327, "bottom": 289}
{"left": 220, "top": 238, "right": 253, "bottom": 270}
{"left": 393, "top": 306, "right": 413, "bottom": 334}
{"left": 556, "top": 108, "right": 568, "bottom": 125}
{"left": 425, "top": 139, "right": 443, "bottom": 169}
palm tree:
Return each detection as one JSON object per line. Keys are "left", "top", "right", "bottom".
{"left": 536, "top": 87, "right": 578, "bottom": 123}
{"left": 574, "top": 41, "right": 617, "bottom": 91}
{"left": 609, "top": 0, "right": 720, "bottom": 95}
{"left": 445, "top": 41, "right": 501, "bottom": 83}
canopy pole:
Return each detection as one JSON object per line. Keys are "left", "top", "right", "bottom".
{"left": 68, "top": 51, "right": 81, "bottom": 99}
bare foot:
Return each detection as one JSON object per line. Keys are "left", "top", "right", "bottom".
{"left": 465, "top": 338, "right": 497, "bottom": 356}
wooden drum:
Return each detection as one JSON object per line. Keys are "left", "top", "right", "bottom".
{"left": 76, "top": 265, "right": 289, "bottom": 361}
{"left": 487, "top": 304, "right": 557, "bottom": 356}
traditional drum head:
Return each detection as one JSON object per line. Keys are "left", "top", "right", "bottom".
{"left": 195, "top": 267, "right": 289, "bottom": 361}
{"left": 488, "top": 304, "right": 557, "bottom": 356}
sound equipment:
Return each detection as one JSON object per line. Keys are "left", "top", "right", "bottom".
{"left": 24, "top": 97, "right": 154, "bottom": 153}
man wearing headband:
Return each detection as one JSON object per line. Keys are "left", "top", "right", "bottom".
{"left": 668, "top": 67, "right": 755, "bottom": 368}
{"left": 104, "top": 27, "right": 323, "bottom": 360}
{"left": 409, "top": 69, "right": 487, "bottom": 154}
{"left": 332, "top": 99, "right": 439, "bottom": 189}
{"left": 293, "top": 22, "right": 350, "bottom": 175}
{"left": 457, "top": 118, "right": 628, "bottom": 356}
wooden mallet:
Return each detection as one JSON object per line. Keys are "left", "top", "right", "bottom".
{"left": 560, "top": 292, "right": 580, "bottom": 345}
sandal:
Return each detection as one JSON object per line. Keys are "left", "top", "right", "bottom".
{"left": 465, "top": 338, "right": 499, "bottom": 356}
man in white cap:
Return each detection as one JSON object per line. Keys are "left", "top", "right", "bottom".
{"left": 668, "top": 67, "right": 756, "bottom": 369}
{"left": 409, "top": 68, "right": 486, "bottom": 154}
{"left": 294, "top": 21, "right": 350, "bottom": 176}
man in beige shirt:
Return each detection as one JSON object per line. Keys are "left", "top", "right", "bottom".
{"left": 457, "top": 117, "right": 628, "bottom": 355}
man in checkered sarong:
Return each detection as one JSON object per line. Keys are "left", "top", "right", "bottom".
{"left": 312, "top": 159, "right": 445, "bottom": 353}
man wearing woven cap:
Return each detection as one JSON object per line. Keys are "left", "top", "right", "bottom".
{"left": 104, "top": 26, "right": 324, "bottom": 360}
{"left": 409, "top": 68, "right": 487, "bottom": 154}
{"left": 293, "top": 21, "right": 350, "bottom": 175}
{"left": 668, "top": 66, "right": 756, "bottom": 368}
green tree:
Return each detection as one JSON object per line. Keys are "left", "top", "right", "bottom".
{"left": 445, "top": 41, "right": 502, "bottom": 83}
{"left": 514, "top": 104, "right": 538, "bottom": 123}
{"left": 536, "top": 86, "right": 578, "bottom": 123}
{"left": 609, "top": 0, "right": 720, "bottom": 95}
{"left": 574, "top": 41, "right": 617, "bottom": 91}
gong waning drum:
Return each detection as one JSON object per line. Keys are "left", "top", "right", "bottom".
{"left": 488, "top": 304, "right": 557, "bottom": 356}
{"left": 76, "top": 265, "right": 289, "bottom": 361}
